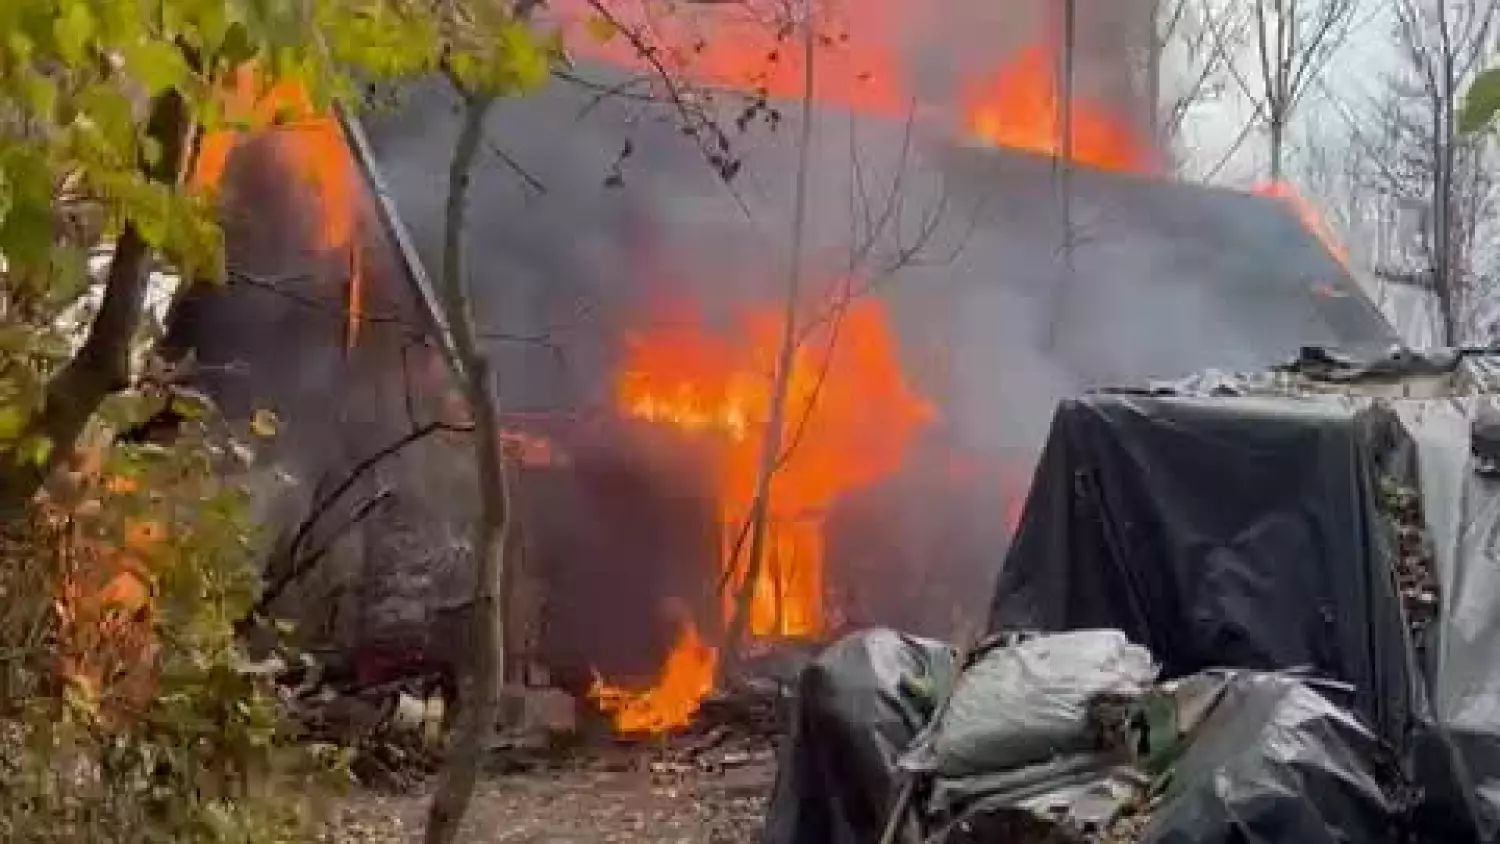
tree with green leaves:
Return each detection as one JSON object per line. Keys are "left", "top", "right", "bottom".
{"left": 0, "top": 1, "right": 555, "bottom": 840}
{"left": 0, "top": 0, "right": 553, "bottom": 518}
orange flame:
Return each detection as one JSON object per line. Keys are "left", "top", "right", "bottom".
{"left": 192, "top": 66, "right": 366, "bottom": 349}
{"left": 589, "top": 296, "right": 933, "bottom": 732}
{"left": 563, "top": 5, "right": 1154, "bottom": 174}
{"left": 588, "top": 615, "right": 718, "bottom": 734}
{"left": 562, "top": 2, "right": 910, "bottom": 118}
{"left": 963, "top": 44, "right": 1153, "bottom": 174}
{"left": 1251, "top": 181, "right": 1349, "bottom": 269}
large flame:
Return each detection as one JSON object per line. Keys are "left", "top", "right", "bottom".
{"left": 963, "top": 43, "right": 1153, "bottom": 173}
{"left": 561, "top": 4, "right": 1153, "bottom": 174}
{"left": 560, "top": 1, "right": 911, "bottom": 118}
{"left": 193, "top": 67, "right": 366, "bottom": 348}
{"left": 589, "top": 296, "right": 934, "bottom": 732}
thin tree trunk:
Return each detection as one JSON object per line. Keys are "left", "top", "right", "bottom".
{"left": 1438, "top": 7, "right": 1460, "bottom": 346}
{"left": 423, "top": 87, "right": 511, "bottom": 844}
{"left": 1433, "top": 104, "right": 1454, "bottom": 345}
{"left": 1269, "top": 117, "right": 1285, "bottom": 181}
{"left": 1046, "top": 0, "right": 1077, "bottom": 352}
{"left": 1146, "top": 0, "right": 1164, "bottom": 145}
{"left": 721, "top": 0, "right": 816, "bottom": 678}
{"left": 0, "top": 87, "right": 194, "bottom": 519}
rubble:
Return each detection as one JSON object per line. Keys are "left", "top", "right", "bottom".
{"left": 273, "top": 651, "right": 450, "bottom": 791}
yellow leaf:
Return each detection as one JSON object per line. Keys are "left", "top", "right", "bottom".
{"left": 250, "top": 408, "right": 279, "bottom": 438}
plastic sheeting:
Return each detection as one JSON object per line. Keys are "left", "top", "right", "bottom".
{"left": 762, "top": 394, "right": 1500, "bottom": 843}
{"left": 761, "top": 628, "right": 957, "bottom": 844}
{"left": 901, "top": 630, "right": 1157, "bottom": 777}
{"left": 1140, "top": 671, "right": 1404, "bottom": 844}
{"left": 925, "top": 671, "right": 1404, "bottom": 844}
{"left": 1392, "top": 399, "right": 1500, "bottom": 841}
{"left": 762, "top": 631, "right": 1405, "bottom": 844}
{"left": 987, "top": 395, "right": 1424, "bottom": 751}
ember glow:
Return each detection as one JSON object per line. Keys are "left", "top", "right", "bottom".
{"left": 589, "top": 297, "right": 934, "bottom": 732}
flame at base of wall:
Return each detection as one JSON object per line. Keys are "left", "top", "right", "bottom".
{"left": 588, "top": 296, "right": 933, "bottom": 734}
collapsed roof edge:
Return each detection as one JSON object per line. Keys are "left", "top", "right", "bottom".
{"left": 332, "top": 99, "right": 467, "bottom": 382}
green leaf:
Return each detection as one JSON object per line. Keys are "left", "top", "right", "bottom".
{"left": 170, "top": 388, "right": 214, "bottom": 420}
{"left": 0, "top": 166, "right": 11, "bottom": 229}
{"left": 1461, "top": 67, "right": 1500, "bottom": 134}
{"left": 141, "top": 136, "right": 163, "bottom": 168}
{"left": 18, "top": 434, "right": 53, "bottom": 467}
{"left": 20, "top": 74, "right": 58, "bottom": 121}
{"left": 53, "top": 2, "right": 94, "bottom": 65}
{"left": 0, "top": 149, "right": 53, "bottom": 270}
{"left": 497, "top": 22, "right": 550, "bottom": 91}
{"left": 217, "top": 22, "right": 257, "bottom": 68}
{"left": 0, "top": 406, "right": 26, "bottom": 441}
{"left": 124, "top": 39, "right": 192, "bottom": 98}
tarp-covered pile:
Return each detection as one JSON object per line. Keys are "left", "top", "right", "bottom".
{"left": 764, "top": 628, "right": 1410, "bottom": 843}
{"left": 765, "top": 383, "right": 1500, "bottom": 843}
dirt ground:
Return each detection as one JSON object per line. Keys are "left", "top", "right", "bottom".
{"left": 328, "top": 741, "right": 777, "bottom": 844}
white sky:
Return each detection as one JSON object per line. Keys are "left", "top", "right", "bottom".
{"left": 1178, "top": 0, "right": 1397, "bottom": 188}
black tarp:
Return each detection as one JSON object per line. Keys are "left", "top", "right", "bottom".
{"left": 1138, "top": 671, "right": 1406, "bottom": 844}
{"left": 1392, "top": 399, "right": 1500, "bottom": 842}
{"left": 987, "top": 395, "right": 1424, "bottom": 753}
{"left": 764, "top": 391, "right": 1500, "bottom": 843}
{"left": 923, "top": 670, "right": 1406, "bottom": 844}
{"left": 761, "top": 628, "right": 957, "bottom": 844}
{"left": 762, "top": 634, "right": 1408, "bottom": 844}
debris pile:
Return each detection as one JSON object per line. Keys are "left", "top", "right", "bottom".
{"left": 267, "top": 650, "right": 449, "bottom": 791}
{"left": 1378, "top": 476, "right": 1439, "bottom": 657}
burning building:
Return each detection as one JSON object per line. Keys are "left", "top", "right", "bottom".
{"left": 168, "top": 3, "right": 1399, "bottom": 735}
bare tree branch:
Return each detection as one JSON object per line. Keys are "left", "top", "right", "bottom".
{"left": 1238, "top": 0, "right": 1359, "bottom": 180}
